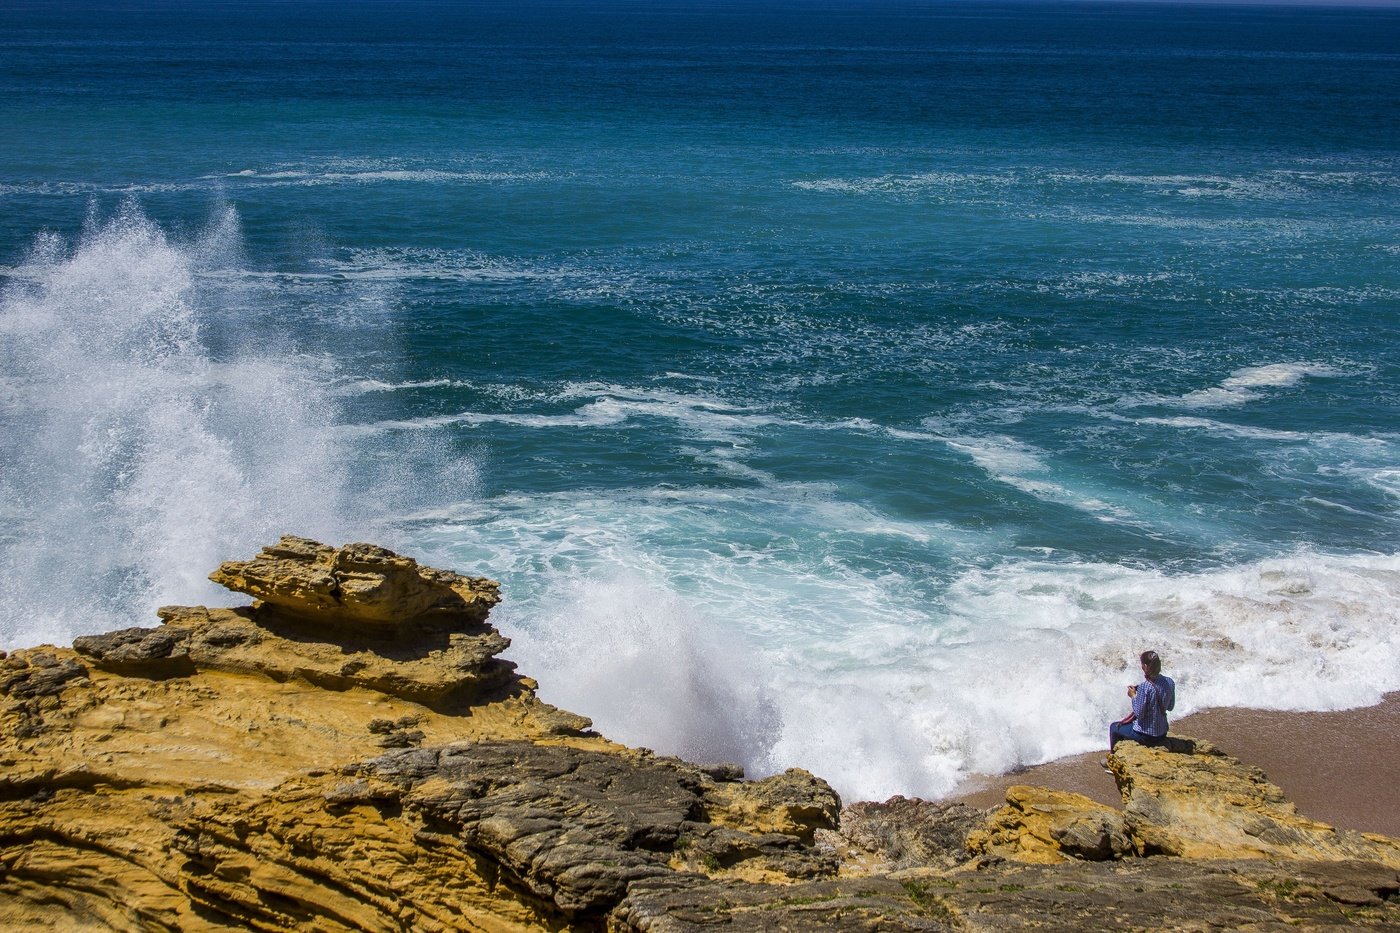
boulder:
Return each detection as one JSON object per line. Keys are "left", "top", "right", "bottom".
{"left": 68, "top": 538, "right": 520, "bottom": 710}
{"left": 839, "top": 795, "right": 985, "bottom": 871}
{"left": 611, "top": 858, "right": 1400, "bottom": 931}
{"left": 0, "top": 652, "right": 89, "bottom": 700}
{"left": 357, "top": 742, "right": 839, "bottom": 918}
{"left": 966, "top": 785, "right": 1131, "bottom": 864}
{"left": 1110, "top": 739, "right": 1400, "bottom": 867}
{"left": 701, "top": 768, "right": 841, "bottom": 844}
{"left": 72, "top": 605, "right": 517, "bottom": 710}
{"left": 208, "top": 535, "right": 500, "bottom": 631}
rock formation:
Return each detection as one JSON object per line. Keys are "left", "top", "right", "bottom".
{"left": 965, "top": 786, "right": 1131, "bottom": 864}
{"left": 207, "top": 537, "right": 501, "bottom": 631}
{"left": 1110, "top": 737, "right": 1400, "bottom": 866}
{"left": 1, "top": 537, "right": 1398, "bottom": 930}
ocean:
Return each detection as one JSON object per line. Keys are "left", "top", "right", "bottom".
{"left": 2, "top": 0, "right": 1398, "bottom": 800}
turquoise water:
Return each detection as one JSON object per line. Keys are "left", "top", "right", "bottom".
{"left": 2, "top": 0, "right": 1399, "bottom": 798}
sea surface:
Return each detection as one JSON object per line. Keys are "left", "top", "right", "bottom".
{"left": 3, "top": 0, "right": 1399, "bottom": 800}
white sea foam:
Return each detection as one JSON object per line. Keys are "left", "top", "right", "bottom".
{"left": 1254, "top": 169, "right": 1400, "bottom": 193}
{"left": 1014, "top": 269, "right": 1183, "bottom": 299}
{"left": 1243, "top": 284, "right": 1400, "bottom": 305}
{"left": 1061, "top": 209, "right": 1314, "bottom": 235}
{"left": 1127, "top": 362, "right": 1347, "bottom": 409}
{"left": 790, "top": 167, "right": 1355, "bottom": 204}
{"left": 317, "top": 247, "right": 566, "bottom": 284}
{"left": 0, "top": 168, "right": 550, "bottom": 199}
{"left": 1128, "top": 415, "right": 1391, "bottom": 448}
{"left": 559, "top": 383, "right": 789, "bottom": 440}
{"left": 0, "top": 165, "right": 551, "bottom": 200}
{"left": 1084, "top": 409, "right": 1394, "bottom": 455}
{"left": 346, "top": 381, "right": 933, "bottom": 447}
{"left": 938, "top": 434, "right": 1136, "bottom": 523}
{"left": 344, "top": 400, "right": 633, "bottom": 435}
{"left": 0, "top": 206, "right": 353, "bottom": 646}
{"left": 210, "top": 167, "right": 549, "bottom": 187}
{"left": 1047, "top": 171, "right": 1304, "bottom": 200}
{"left": 432, "top": 488, "right": 1400, "bottom": 801}
{"left": 1138, "top": 415, "right": 1314, "bottom": 441}
{"left": 336, "top": 377, "right": 472, "bottom": 395}
{"left": 1361, "top": 469, "right": 1400, "bottom": 499}
{"left": 791, "top": 171, "right": 1010, "bottom": 196}
{"left": 347, "top": 383, "right": 789, "bottom": 441}
{"left": 1302, "top": 497, "right": 1373, "bottom": 517}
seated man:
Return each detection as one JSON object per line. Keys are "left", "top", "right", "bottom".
{"left": 1109, "top": 650, "right": 1175, "bottom": 750}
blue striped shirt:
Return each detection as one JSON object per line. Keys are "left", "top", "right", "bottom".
{"left": 1132, "top": 674, "right": 1175, "bottom": 737}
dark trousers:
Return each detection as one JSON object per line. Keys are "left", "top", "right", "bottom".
{"left": 1109, "top": 721, "right": 1166, "bottom": 750}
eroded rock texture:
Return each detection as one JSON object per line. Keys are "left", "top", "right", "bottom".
{"left": 2, "top": 538, "right": 1399, "bottom": 931}
{"left": 209, "top": 535, "right": 501, "bottom": 631}
{"left": 966, "top": 785, "right": 1131, "bottom": 864}
{"left": 1111, "top": 738, "right": 1400, "bottom": 866}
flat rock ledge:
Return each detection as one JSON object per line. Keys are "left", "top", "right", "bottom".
{"left": 2, "top": 539, "right": 1398, "bottom": 931}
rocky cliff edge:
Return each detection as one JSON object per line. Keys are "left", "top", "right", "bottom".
{"left": 1, "top": 538, "right": 1397, "bottom": 931}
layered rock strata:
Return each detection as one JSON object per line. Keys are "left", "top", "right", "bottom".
{"left": 1110, "top": 737, "right": 1400, "bottom": 865}
{"left": 1, "top": 537, "right": 1397, "bottom": 931}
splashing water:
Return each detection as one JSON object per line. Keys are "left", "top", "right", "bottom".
{"left": 497, "top": 544, "right": 1400, "bottom": 800}
{"left": 0, "top": 205, "right": 350, "bottom": 646}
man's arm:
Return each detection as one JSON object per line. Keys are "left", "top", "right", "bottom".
{"left": 1120, "top": 684, "right": 1138, "bottom": 724}
{"left": 1130, "top": 683, "right": 1148, "bottom": 721}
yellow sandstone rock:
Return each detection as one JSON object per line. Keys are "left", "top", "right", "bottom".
{"left": 702, "top": 768, "right": 841, "bottom": 843}
{"left": 1109, "top": 739, "right": 1400, "bottom": 867}
{"left": 208, "top": 535, "right": 500, "bottom": 630}
{"left": 967, "top": 785, "right": 1131, "bottom": 864}
{"left": 965, "top": 742, "right": 1400, "bottom": 870}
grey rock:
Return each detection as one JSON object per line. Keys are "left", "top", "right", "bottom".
{"left": 697, "top": 762, "right": 745, "bottom": 782}
{"left": 375, "top": 729, "right": 425, "bottom": 749}
{"left": 612, "top": 857, "right": 1400, "bottom": 932}
{"left": 353, "top": 740, "right": 838, "bottom": 919}
{"left": 841, "top": 795, "right": 986, "bottom": 870}
{"left": 674, "top": 821, "right": 836, "bottom": 880}
{"left": 73, "top": 626, "right": 194, "bottom": 677}
{"left": 0, "top": 656, "right": 88, "bottom": 699}
{"left": 613, "top": 876, "right": 952, "bottom": 931}
{"left": 922, "top": 857, "right": 1400, "bottom": 931}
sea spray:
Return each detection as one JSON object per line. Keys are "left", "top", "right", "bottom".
{"left": 503, "top": 567, "right": 781, "bottom": 768}
{"left": 0, "top": 206, "right": 350, "bottom": 646}
{"left": 464, "top": 491, "right": 1400, "bottom": 801}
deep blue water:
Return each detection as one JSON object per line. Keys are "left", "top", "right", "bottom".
{"left": 3, "top": 0, "right": 1399, "bottom": 798}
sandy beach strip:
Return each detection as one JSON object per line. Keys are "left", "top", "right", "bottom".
{"left": 950, "top": 692, "right": 1400, "bottom": 839}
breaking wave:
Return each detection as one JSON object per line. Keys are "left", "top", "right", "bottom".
{"left": 0, "top": 206, "right": 353, "bottom": 645}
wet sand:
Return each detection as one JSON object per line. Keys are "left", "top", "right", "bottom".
{"left": 950, "top": 693, "right": 1400, "bottom": 838}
